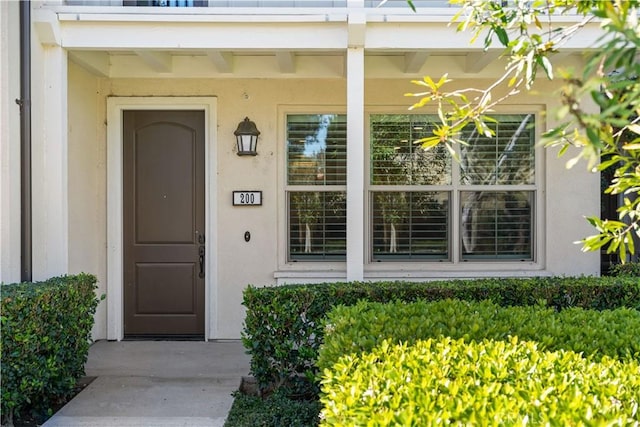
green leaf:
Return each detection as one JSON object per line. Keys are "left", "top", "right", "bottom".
{"left": 585, "top": 127, "right": 601, "bottom": 147}
{"left": 557, "top": 144, "right": 569, "bottom": 158}
{"left": 436, "top": 73, "right": 451, "bottom": 88}
{"left": 422, "top": 75, "right": 439, "bottom": 91}
{"left": 494, "top": 26, "right": 510, "bottom": 46}
{"left": 417, "top": 136, "right": 441, "bottom": 150}
{"left": 406, "top": 0, "right": 415, "bottom": 12}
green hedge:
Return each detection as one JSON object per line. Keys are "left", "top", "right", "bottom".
{"left": 0, "top": 274, "right": 100, "bottom": 423}
{"left": 242, "top": 277, "right": 640, "bottom": 392}
{"left": 225, "top": 390, "right": 321, "bottom": 427}
{"left": 317, "top": 299, "right": 640, "bottom": 372}
{"left": 610, "top": 261, "right": 640, "bottom": 277}
{"left": 320, "top": 337, "right": 640, "bottom": 426}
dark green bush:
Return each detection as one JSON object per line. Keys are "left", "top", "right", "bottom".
{"left": 0, "top": 274, "right": 100, "bottom": 424}
{"left": 609, "top": 261, "right": 640, "bottom": 277}
{"left": 242, "top": 277, "right": 640, "bottom": 392}
{"left": 317, "top": 299, "right": 640, "bottom": 372}
{"left": 225, "top": 390, "right": 320, "bottom": 427}
{"left": 320, "top": 337, "right": 640, "bottom": 426}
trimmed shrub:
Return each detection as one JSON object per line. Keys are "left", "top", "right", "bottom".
{"left": 317, "top": 299, "right": 640, "bottom": 372}
{"left": 0, "top": 274, "right": 100, "bottom": 423}
{"left": 610, "top": 261, "right": 640, "bottom": 277}
{"left": 320, "top": 337, "right": 640, "bottom": 426}
{"left": 225, "top": 390, "right": 321, "bottom": 427}
{"left": 242, "top": 277, "right": 640, "bottom": 391}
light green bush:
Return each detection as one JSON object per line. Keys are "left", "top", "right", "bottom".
{"left": 320, "top": 337, "right": 640, "bottom": 426}
{"left": 318, "top": 299, "right": 640, "bottom": 372}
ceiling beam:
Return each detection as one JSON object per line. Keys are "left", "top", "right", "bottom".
{"left": 134, "top": 50, "right": 173, "bottom": 73}
{"left": 33, "top": 9, "right": 61, "bottom": 46}
{"left": 404, "top": 51, "right": 429, "bottom": 74}
{"left": 207, "top": 51, "right": 233, "bottom": 73}
{"left": 275, "top": 50, "right": 296, "bottom": 74}
{"left": 465, "top": 50, "right": 502, "bottom": 73}
{"left": 69, "top": 51, "right": 110, "bottom": 77}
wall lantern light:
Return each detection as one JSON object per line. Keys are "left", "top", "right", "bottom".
{"left": 234, "top": 117, "right": 260, "bottom": 156}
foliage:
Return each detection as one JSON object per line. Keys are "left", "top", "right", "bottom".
{"left": 609, "top": 261, "right": 640, "bottom": 277}
{"left": 225, "top": 390, "right": 321, "bottom": 427}
{"left": 320, "top": 337, "right": 640, "bottom": 426}
{"left": 292, "top": 192, "right": 322, "bottom": 225}
{"left": 242, "top": 277, "right": 640, "bottom": 393}
{"left": 317, "top": 299, "right": 640, "bottom": 372}
{"left": 405, "top": 0, "right": 640, "bottom": 261}
{"left": 0, "top": 274, "right": 101, "bottom": 424}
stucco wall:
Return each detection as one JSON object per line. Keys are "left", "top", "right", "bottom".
{"left": 105, "top": 78, "right": 347, "bottom": 338}
{"left": 68, "top": 61, "right": 108, "bottom": 338}
{"left": 65, "top": 72, "right": 599, "bottom": 340}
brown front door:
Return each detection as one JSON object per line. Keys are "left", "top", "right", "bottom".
{"left": 123, "top": 110, "right": 205, "bottom": 337}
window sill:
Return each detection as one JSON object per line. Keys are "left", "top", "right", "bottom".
{"left": 273, "top": 264, "right": 553, "bottom": 284}
{"left": 273, "top": 270, "right": 347, "bottom": 285}
{"left": 364, "top": 268, "right": 553, "bottom": 281}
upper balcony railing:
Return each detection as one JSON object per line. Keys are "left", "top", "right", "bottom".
{"left": 56, "top": 0, "right": 454, "bottom": 7}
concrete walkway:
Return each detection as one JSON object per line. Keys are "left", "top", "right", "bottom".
{"left": 43, "top": 340, "right": 251, "bottom": 427}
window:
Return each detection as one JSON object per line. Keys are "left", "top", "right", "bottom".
{"left": 370, "top": 114, "right": 451, "bottom": 260}
{"left": 123, "top": 1, "right": 207, "bottom": 6}
{"left": 369, "top": 113, "right": 535, "bottom": 262}
{"left": 286, "top": 114, "right": 346, "bottom": 261}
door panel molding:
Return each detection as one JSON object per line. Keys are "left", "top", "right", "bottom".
{"left": 106, "top": 97, "right": 217, "bottom": 341}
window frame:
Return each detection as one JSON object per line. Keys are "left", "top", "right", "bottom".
{"left": 364, "top": 106, "right": 545, "bottom": 271}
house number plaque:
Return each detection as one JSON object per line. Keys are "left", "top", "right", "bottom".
{"left": 233, "top": 191, "right": 262, "bottom": 206}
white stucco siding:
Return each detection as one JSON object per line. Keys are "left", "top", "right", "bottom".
{"left": 68, "top": 61, "right": 108, "bottom": 339}
{"left": 103, "top": 78, "right": 348, "bottom": 338}
{"left": 63, "top": 71, "right": 600, "bottom": 339}
{"left": 542, "top": 91, "right": 601, "bottom": 277}
{"left": 0, "top": 1, "right": 22, "bottom": 284}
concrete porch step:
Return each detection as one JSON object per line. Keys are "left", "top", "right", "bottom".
{"left": 42, "top": 340, "right": 250, "bottom": 427}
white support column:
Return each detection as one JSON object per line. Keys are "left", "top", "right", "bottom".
{"left": 31, "top": 43, "right": 69, "bottom": 280}
{"left": 346, "top": 46, "right": 365, "bottom": 282}
{"left": 0, "top": 0, "right": 22, "bottom": 283}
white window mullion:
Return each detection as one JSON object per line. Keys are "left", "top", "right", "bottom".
{"left": 346, "top": 47, "right": 364, "bottom": 281}
{"left": 451, "top": 143, "right": 461, "bottom": 263}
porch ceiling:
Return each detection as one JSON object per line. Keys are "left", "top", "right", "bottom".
{"left": 35, "top": 7, "right": 589, "bottom": 79}
{"left": 68, "top": 47, "right": 580, "bottom": 79}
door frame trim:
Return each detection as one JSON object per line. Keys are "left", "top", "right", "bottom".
{"left": 106, "top": 97, "right": 218, "bottom": 341}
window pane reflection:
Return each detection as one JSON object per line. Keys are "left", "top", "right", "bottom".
{"left": 287, "top": 114, "right": 347, "bottom": 186}
{"left": 461, "top": 191, "right": 533, "bottom": 260}
{"left": 460, "top": 114, "right": 535, "bottom": 185}
{"left": 372, "top": 191, "right": 449, "bottom": 260}
{"left": 289, "top": 191, "right": 346, "bottom": 260}
{"left": 370, "top": 114, "right": 451, "bottom": 186}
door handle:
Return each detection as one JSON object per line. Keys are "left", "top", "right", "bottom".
{"left": 198, "top": 246, "right": 205, "bottom": 278}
